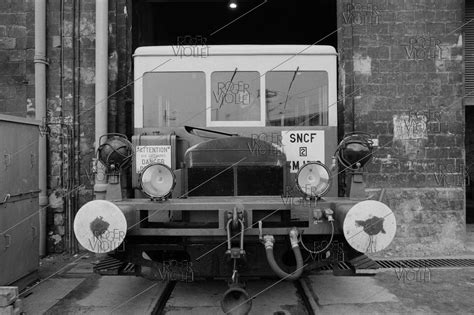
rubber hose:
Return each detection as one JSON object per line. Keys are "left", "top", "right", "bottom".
{"left": 265, "top": 245, "right": 304, "bottom": 281}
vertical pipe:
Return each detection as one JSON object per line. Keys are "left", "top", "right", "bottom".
{"left": 59, "top": 0, "right": 67, "bottom": 252}
{"left": 94, "top": 0, "right": 109, "bottom": 199}
{"left": 35, "top": 0, "right": 48, "bottom": 257}
{"left": 73, "top": 0, "right": 81, "bottom": 253}
{"left": 71, "top": 0, "right": 77, "bottom": 254}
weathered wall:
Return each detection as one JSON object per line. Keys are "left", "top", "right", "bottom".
{"left": 0, "top": 0, "right": 34, "bottom": 117}
{"left": 45, "top": 0, "right": 96, "bottom": 252}
{"left": 44, "top": 0, "right": 132, "bottom": 252}
{"left": 338, "top": 0, "right": 466, "bottom": 256}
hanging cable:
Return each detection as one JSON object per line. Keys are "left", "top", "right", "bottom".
{"left": 299, "top": 221, "right": 335, "bottom": 255}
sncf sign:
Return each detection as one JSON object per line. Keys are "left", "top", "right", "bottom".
{"left": 289, "top": 132, "right": 318, "bottom": 143}
{"left": 281, "top": 130, "right": 325, "bottom": 173}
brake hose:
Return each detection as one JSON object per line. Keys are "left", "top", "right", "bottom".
{"left": 263, "top": 228, "right": 304, "bottom": 281}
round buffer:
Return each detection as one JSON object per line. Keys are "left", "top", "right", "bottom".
{"left": 343, "top": 200, "right": 396, "bottom": 253}
{"left": 73, "top": 200, "right": 127, "bottom": 253}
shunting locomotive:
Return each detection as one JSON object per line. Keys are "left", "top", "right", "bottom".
{"left": 73, "top": 45, "right": 396, "bottom": 314}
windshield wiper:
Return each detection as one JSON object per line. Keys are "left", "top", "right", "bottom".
{"left": 218, "top": 67, "right": 239, "bottom": 109}
{"left": 184, "top": 125, "right": 238, "bottom": 137}
{"left": 282, "top": 66, "right": 300, "bottom": 110}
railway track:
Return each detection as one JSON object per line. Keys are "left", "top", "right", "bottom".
{"left": 90, "top": 255, "right": 379, "bottom": 314}
{"left": 21, "top": 256, "right": 474, "bottom": 314}
{"left": 151, "top": 278, "right": 317, "bottom": 315}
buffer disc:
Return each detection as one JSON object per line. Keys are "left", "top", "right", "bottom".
{"left": 73, "top": 200, "right": 127, "bottom": 253}
{"left": 343, "top": 200, "right": 396, "bottom": 253}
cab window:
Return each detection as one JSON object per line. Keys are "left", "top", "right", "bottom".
{"left": 265, "top": 71, "right": 328, "bottom": 126}
{"left": 143, "top": 71, "right": 206, "bottom": 127}
{"left": 210, "top": 71, "right": 261, "bottom": 122}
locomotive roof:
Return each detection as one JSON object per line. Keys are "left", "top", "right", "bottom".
{"left": 134, "top": 45, "right": 337, "bottom": 57}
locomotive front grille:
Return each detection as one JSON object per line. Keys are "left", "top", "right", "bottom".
{"left": 187, "top": 166, "right": 284, "bottom": 196}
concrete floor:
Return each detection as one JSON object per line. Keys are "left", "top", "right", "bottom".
{"left": 21, "top": 256, "right": 167, "bottom": 315}
{"left": 20, "top": 245, "right": 474, "bottom": 315}
{"left": 307, "top": 268, "right": 474, "bottom": 314}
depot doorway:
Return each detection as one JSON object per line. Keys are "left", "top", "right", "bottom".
{"left": 132, "top": 0, "right": 337, "bottom": 48}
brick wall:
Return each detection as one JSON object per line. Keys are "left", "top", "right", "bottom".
{"left": 338, "top": 0, "right": 466, "bottom": 256}
{"left": 0, "top": 0, "right": 34, "bottom": 118}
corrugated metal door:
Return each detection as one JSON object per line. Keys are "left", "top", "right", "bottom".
{"left": 0, "top": 114, "right": 40, "bottom": 285}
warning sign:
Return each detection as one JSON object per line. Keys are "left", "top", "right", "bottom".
{"left": 136, "top": 145, "right": 172, "bottom": 173}
{"left": 281, "top": 130, "right": 325, "bottom": 173}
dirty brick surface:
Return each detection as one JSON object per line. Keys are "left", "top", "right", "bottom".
{"left": 338, "top": 0, "right": 465, "bottom": 257}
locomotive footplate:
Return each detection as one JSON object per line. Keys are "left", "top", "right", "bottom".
{"left": 114, "top": 196, "right": 359, "bottom": 237}
{"left": 75, "top": 195, "right": 395, "bottom": 278}
{"left": 103, "top": 196, "right": 380, "bottom": 278}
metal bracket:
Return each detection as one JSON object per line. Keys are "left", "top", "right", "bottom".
{"left": 229, "top": 248, "right": 243, "bottom": 259}
{"left": 3, "top": 234, "right": 11, "bottom": 249}
{"left": 349, "top": 171, "right": 366, "bottom": 200}
{"left": 232, "top": 208, "right": 239, "bottom": 230}
{"left": 3, "top": 153, "right": 11, "bottom": 170}
{"left": 31, "top": 225, "right": 38, "bottom": 239}
{"left": 227, "top": 206, "right": 245, "bottom": 231}
{"left": 226, "top": 218, "right": 245, "bottom": 252}
{"left": 39, "top": 117, "right": 50, "bottom": 137}
{"left": 231, "top": 269, "right": 238, "bottom": 283}
{"left": 30, "top": 153, "right": 36, "bottom": 168}
{"left": 225, "top": 217, "right": 246, "bottom": 261}
{"left": 1, "top": 194, "right": 11, "bottom": 205}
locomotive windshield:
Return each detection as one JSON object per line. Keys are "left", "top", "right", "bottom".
{"left": 211, "top": 71, "right": 261, "bottom": 122}
{"left": 265, "top": 71, "right": 328, "bottom": 126}
{"left": 143, "top": 71, "right": 206, "bottom": 127}
{"left": 142, "top": 70, "right": 328, "bottom": 128}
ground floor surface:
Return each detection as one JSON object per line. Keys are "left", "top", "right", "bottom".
{"left": 18, "top": 250, "right": 474, "bottom": 314}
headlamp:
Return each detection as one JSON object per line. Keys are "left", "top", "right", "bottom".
{"left": 139, "top": 163, "right": 176, "bottom": 199}
{"left": 335, "top": 132, "right": 373, "bottom": 170}
{"left": 296, "top": 162, "right": 331, "bottom": 198}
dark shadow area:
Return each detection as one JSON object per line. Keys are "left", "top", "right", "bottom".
{"left": 132, "top": 0, "right": 337, "bottom": 49}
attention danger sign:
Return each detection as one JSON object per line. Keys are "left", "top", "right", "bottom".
{"left": 281, "top": 130, "right": 325, "bottom": 173}
{"left": 136, "top": 145, "right": 172, "bottom": 173}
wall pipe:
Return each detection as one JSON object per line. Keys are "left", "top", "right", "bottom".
{"left": 71, "top": 0, "right": 80, "bottom": 254}
{"left": 94, "top": 0, "right": 109, "bottom": 199}
{"left": 34, "top": 0, "right": 48, "bottom": 257}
